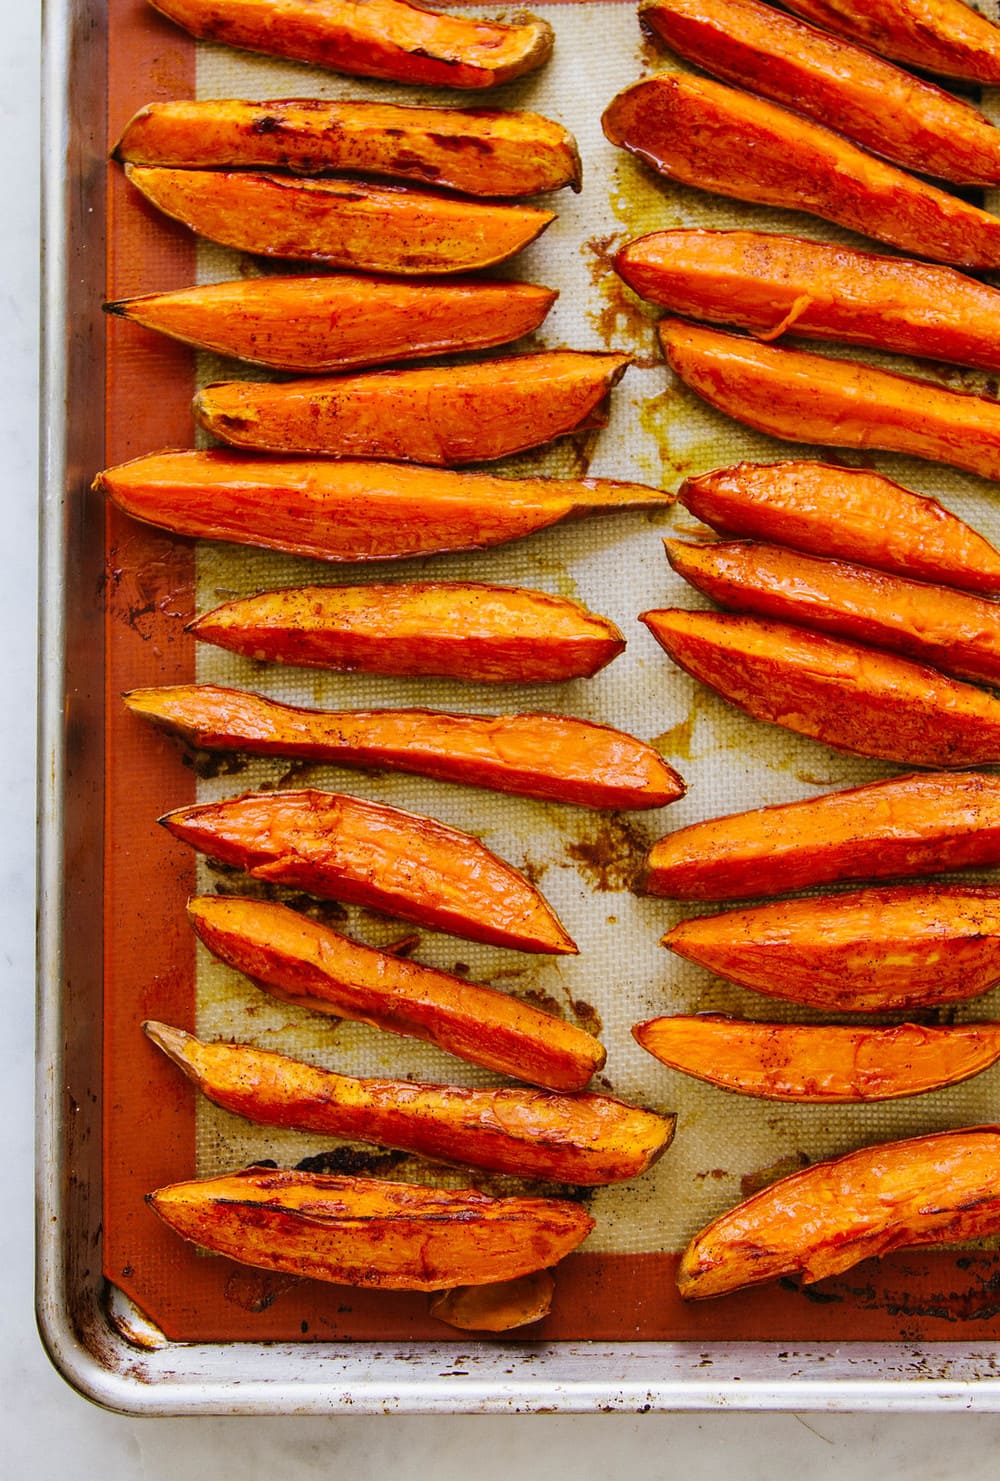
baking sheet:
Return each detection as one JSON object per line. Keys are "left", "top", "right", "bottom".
{"left": 94, "top": 0, "right": 1000, "bottom": 1349}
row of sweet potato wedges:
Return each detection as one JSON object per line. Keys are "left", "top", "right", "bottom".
{"left": 609, "top": 0, "right": 1000, "bottom": 268}
{"left": 606, "top": 0, "right": 1000, "bottom": 1306}
{"left": 141, "top": 856, "right": 1000, "bottom": 1305}
{"left": 112, "top": 2, "right": 646, "bottom": 1327}
{"left": 140, "top": 857, "right": 1000, "bottom": 1307}
{"left": 603, "top": 0, "right": 1000, "bottom": 483}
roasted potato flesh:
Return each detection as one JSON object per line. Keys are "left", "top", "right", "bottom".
{"left": 616, "top": 230, "right": 1000, "bottom": 371}
{"left": 644, "top": 771, "right": 1000, "bottom": 900}
{"left": 144, "top": 1021, "right": 675, "bottom": 1185}
{"left": 679, "top": 1128, "right": 1000, "bottom": 1298}
{"left": 639, "top": 0, "right": 1000, "bottom": 184}
{"left": 193, "top": 352, "right": 631, "bottom": 465}
{"left": 147, "top": 0, "right": 555, "bottom": 89}
{"left": 124, "top": 165, "right": 554, "bottom": 275}
{"left": 162, "top": 789, "right": 578, "bottom": 954}
{"left": 634, "top": 1016, "right": 1000, "bottom": 1102}
{"left": 603, "top": 72, "right": 1000, "bottom": 267}
{"left": 187, "top": 896, "right": 603, "bottom": 1090}
{"left": 125, "top": 686, "right": 685, "bottom": 811}
{"left": 99, "top": 450, "right": 669, "bottom": 563}
{"left": 148, "top": 1166, "right": 594, "bottom": 1290}
{"left": 663, "top": 884, "right": 1000, "bottom": 1011}
{"left": 783, "top": 0, "right": 1000, "bottom": 83}
{"left": 190, "top": 581, "right": 626, "bottom": 685}
{"left": 105, "top": 275, "right": 558, "bottom": 374}
{"left": 664, "top": 537, "right": 1000, "bottom": 688}
{"left": 114, "top": 99, "right": 581, "bottom": 195}
{"left": 642, "top": 608, "right": 1000, "bottom": 768}
{"left": 429, "top": 1273, "right": 555, "bottom": 1331}
{"left": 663, "top": 319, "right": 1000, "bottom": 480}
{"left": 677, "top": 460, "right": 1000, "bottom": 595}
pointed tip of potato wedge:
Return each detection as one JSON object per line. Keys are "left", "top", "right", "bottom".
{"left": 122, "top": 686, "right": 168, "bottom": 718}
{"left": 142, "top": 1017, "right": 191, "bottom": 1050}
{"left": 143, "top": 1019, "right": 209, "bottom": 1089}
{"left": 157, "top": 803, "right": 188, "bottom": 829}
{"left": 142, "top": 1018, "right": 200, "bottom": 1067}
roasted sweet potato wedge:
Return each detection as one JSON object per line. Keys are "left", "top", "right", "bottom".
{"left": 429, "top": 1272, "right": 554, "bottom": 1330}
{"left": 634, "top": 1016, "right": 1000, "bottom": 1101}
{"left": 644, "top": 770, "right": 1000, "bottom": 901}
{"left": 113, "top": 99, "right": 581, "bottom": 196}
{"left": 163, "top": 789, "right": 577, "bottom": 954}
{"left": 639, "top": 0, "right": 1000, "bottom": 184}
{"left": 144, "top": 1021, "right": 674, "bottom": 1184}
{"left": 783, "top": 0, "right": 1000, "bottom": 83}
{"left": 665, "top": 538, "right": 1000, "bottom": 688}
{"left": 97, "top": 451, "right": 669, "bottom": 563}
{"left": 148, "top": 0, "right": 554, "bottom": 89}
{"left": 601, "top": 73, "right": 1000, "bottom": 268}
{"left": 125, "top": 686, "right": 684, "bottom": 810}
{"left": 193, "top": 352, "right": 631, "bottom": 464}
{"left": 663, "top": 884, "right": 1000, "bottom": 1011}
{"left": 678, "top": 1127, "right": 1000, "bottom": 1299}
{"left": 187, "top": 896, "right": 603, "bottom": 1090}
{"left": 148, "top": 1166, "right": 593, "bottom": 1290}
{"left": 640, "top": 609, "right": 1000, "bottom": 767}
{"left": 124, "top": 165, "right": 554, "bottom": 274}
{"left": 105, "top": 275, "right": 557, "bottom": 373}
{"left": 191, "top": 582, "right": 626, "bottom": 684}
{"left": 663, "top": 320, "right": 1000, "bottom": 481}
{"left": 616, "top": 231, "right": 1000, "bottom": 373}
{"left": 678, "top": 461, "right": 1000, "bottom": 595}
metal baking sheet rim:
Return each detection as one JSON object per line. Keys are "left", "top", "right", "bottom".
{"left": 34, "top": 0, "right": 1000, "bottom": 1415}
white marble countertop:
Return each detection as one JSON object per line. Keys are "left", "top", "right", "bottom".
{"left": 10, "top": 5, "right": 1000, "bottom": 1471}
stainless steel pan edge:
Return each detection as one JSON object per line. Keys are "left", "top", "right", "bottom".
{"left": 34, "top": 0, "right": 1000, "bottom": 1415}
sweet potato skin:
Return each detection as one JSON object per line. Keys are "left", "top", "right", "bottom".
{"left": 148, "top": 1167, "right": 593, "bottom": 1291}
{"left": 113, "top": 99, "right": 581, "bottom": 195}
{"left": 601, "top": 72, "right": 1000, "bottom": 268}
{"left": 144, "top": 1021, "right": 674, "bottom": 1185}
{"left": 783, "top": 0, "right": 1000, "bottom": 83}
{"left": 193, "top": 352, "right": 631, "bottom": 464}
{"left": 147, "top": 0, "right": 555, "bottom": 89}
{"left": 678, "top": 461, "right": 1000, "bottom": 595}
{"left": 616, "top": 230, "right": 1000, "bottom": 373}
{"left": 634, "top": 1016, "right": 1000, "bottom": 1102}
{"left": 643, "top": 770, "right": 1000, "bottom": 900}
{"left": 125, "top": 686, "right": 685, "bottom": 810}
{"left": 105, "top": 275, "right": 557, "bottom": 374}
{"left": 678, "top": 1127, "right": 1000, "bottom": 1299}
{"left": 664, "top": 537, "right": 1000, "bottom": 688}
{"left": 163, "top": 789, "right": 578, "bottom": 955}
{"left": 641, "top": 608, "right": 1000, "bottom": 768}
{"left": 98, "top": 450, "right": 668, "bottom": 563}
{"left": 663, "top": 885, "right": 1000, "bottom": 1011}
{"left": 639, "top": 0, "right": 1000, "bottom": 184}
{"left": 187, "top": 896, "right": 603, "bottom": 1090}
{"left": 124, "top": 165, "right": 554, "bottom": 274}
{"left": 190, "top": 582, "right": 626, "bottom": 685}
{"left": 662, "top": 320, "right": 1000, "bottom": 481}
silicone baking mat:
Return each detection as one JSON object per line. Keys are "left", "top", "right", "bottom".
{"left": 103, "top": 0, "right": 1000, "bottom": 1341}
